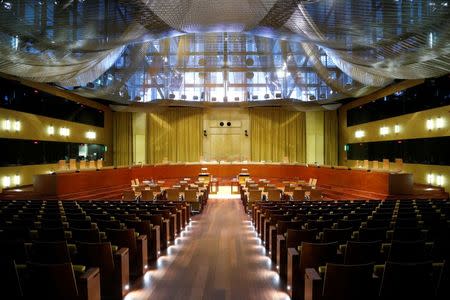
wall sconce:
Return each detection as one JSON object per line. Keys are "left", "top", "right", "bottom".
{"left": 394, "top": 124, "right": 400, "bottom": 134}
{"left": 59, "top": 127, "right": 70, "bottom": 137}
{"left": 379, "top": 126, "right": 389, "bottom": 136}
{"left": 47, "top": 125, "right": 55, "bottom": 135}
{"left": 3, "top": 119, "right": 11, "bottom": 131}
{"left": 244, "top": 130, "right": 248, "bottom": 137}
{"left": 13, "top": 174, "right": 20, "bottom": 186}
{"left": 86, "top": 131, "right": 96, "bottom": 140}
{"left": 426, "top": 119, "right": 435, "bottom": 130}
{"left": 2, "top": 176, "right": 11, "bottom": 188}
{"left": 355, "top": 130, "right": 365, "bottom": 138}
{"left": 427, "top": 174, "right": 435, "bottom": 185}
{"left": 436, "top": 117, "right": 445, "bottom": 129}
{"left": 436, "top": 175, "right": 444, "bottom": 186}
{"left": 203, "top": 130, "right": 207, "bottom": 137}
{"left": 14, "top": 120, "right": 21, "bottom": 131}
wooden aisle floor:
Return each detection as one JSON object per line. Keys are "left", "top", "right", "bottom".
{"left": 125, "top": 199, "right": 290, "bottom": 300}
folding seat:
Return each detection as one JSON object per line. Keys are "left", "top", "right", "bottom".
{"left": 379, "top": 261, "right": 436, "bottom": 299}
{"left": 0, "top": 240, "right": 28, "bottom": 264}
{"left": 165, "top": 188, "right": 181, "bottom": 201}
{"left": 29, "top": 240, "right": 73, "bottom": 264}
{"left": 76, "top": 242, "right": 129, "bottom": 300}
{"left": 151, "top": 209, "right": 177, "bottom": 242}
{"left": 37, "top": 227, "right": 67, "bottom": 241}
{"left": 394, "top": 217, "right": 419, "bottom": 228}
{"left": 125, "top": 219, "right": 160, "bottom": 262}
{"left": 0, "top": 225, "right": 32, "bottom": 241}
{"left": 24, "top": 262, "right": 100, "bottom": 300}
{"left": 389, "top": 227, "right": 425, "bottom": 241}
{"left": 288, "top": 242, "right": 339, "bottom": 300}
{"left": 65, "top": 213, "right": 89, "bottom": 221}
{"left": 39, "top": 218, "right": 66, "bottom": 229}
{"left": 0, "top": 258, "right": 24, "bottom": 298}
{"left": 278, "top": 229, "right": 318, "bottom": 284}
{"left": 344, "top": 240, "right": 382, "bottom": 264}
{"left": 106, "top": 228, "right": 147, "bottom": 279}
{"left": 68, "top": 219, "right": 93, "bottom": 230}
{"left": 366, "top": 218, "right": 392, "bottom": 228}
{"left": 304, "top": 262, "right": 376, "bottom": 300}
{"left": 306, "top": 219, "right": 333, "bottom": 231}
{"left": 322, "top": 227, "right": 353, "bottom": 244}
{"left": 71, "top": 228, "right": 102, "bottom": 243}
{"left": 267, "top": 189, "right": 282, "bottom": 201}
{"left": 358, "top": 227, "right": 388, "bottom": 242}
{"left": 386, "top": 240, "right": 427, "bottom": 262}
{"left": 336, "top": 219, "right": 361, "bottom": 231}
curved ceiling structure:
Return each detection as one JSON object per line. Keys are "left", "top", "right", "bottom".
{"left": 0, "top": 0, "right": 449, "bottom": 103}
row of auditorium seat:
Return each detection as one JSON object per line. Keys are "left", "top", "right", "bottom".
{"left": 246, "top": 198, "right": 450, "bottom": 300}
{"left": 0, "top": 199, "right": 198, "bottom": 299}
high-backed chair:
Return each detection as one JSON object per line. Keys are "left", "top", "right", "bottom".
{"left": 292, "top": 189, "right": 306, "bottom": 201}
{"left": 24, "top": 262, "right": 100, "bottom": 300}
{"left": 0, "top": 258, "right": 23, "bottom": 298}
{"left": 76, "top": 242, "right": 129, "bottom": 300}
{"left": 125, "top": 220, "right": 160, "bottom": 262}
{"left": 305, "top": 262, "right": 376, "bottom": 300}
{"left": 71, "top": 228, "right": 102, "bottom": 243}
{"left": 344, "top": 240, "right": 382, "bottom": 264}
{"left": 106, "top": 228, "right": 147, "bottom": 279}
{"left": 288, "top": 242, "right": 338, "bottom": 300}
{"left": 29, "top": 241, "right": 72, "bottom": 264}
{"left": 140, "top": 190, "right": 154, "bottom": 201}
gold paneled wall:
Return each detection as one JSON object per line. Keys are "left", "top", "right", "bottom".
{"left": 338, "top": 80, "right": 450, "bottom": 191}
{"left": 113, "top": 112, "right": 133, "bottom": 167}
{"left": 250, "top": 108, "right": 306, "bottom": 163}
{"left": 147, "top": 108, "right": 203, "bottom": 163}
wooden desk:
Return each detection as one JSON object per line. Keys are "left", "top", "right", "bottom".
{"left": 34, "top": 163, "right": 414, "bottom": 197}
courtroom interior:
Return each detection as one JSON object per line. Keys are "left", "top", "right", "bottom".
{"left": 0, "top": 1, "right": 449, "bottom": 299}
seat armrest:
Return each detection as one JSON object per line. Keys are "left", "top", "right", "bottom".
{"left": 305, "top": 268, "right": 323, "bottom": 300}
{"left": 137, "top": 234, "right": 148, "bottom": 275}
{"left": 114, "top": 247, "right": 130, "bottom": 298}
{"left": 78, "top": 267, "right": 101, "bottom": 300}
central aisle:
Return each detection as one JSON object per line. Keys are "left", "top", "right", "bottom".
{"left": 125, "top": 199, "right": 290, "bottom": 300}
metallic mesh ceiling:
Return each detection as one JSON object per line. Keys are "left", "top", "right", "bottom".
{"left": 0, "top": 0, "right": 449, "bottom": 103}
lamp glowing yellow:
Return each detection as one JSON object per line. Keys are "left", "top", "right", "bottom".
{"left": 436, "top": 117, "right": 445, "bottom": 129}
{"left": 355, "top": 130, "right": 365, "bottom": 138}
{"left": 85, "top": 131, "right": 96, "bottom": 140}
{"left": 436, "top": 175, "right": 444, "bottom": 186}
{"left": 13, "top": 175, "right": 20, "bottom": 186}
{"left": 14, "top": 120, "right": 21, "bottom": 131}
{"left": 3, "top": 119, "right": 11, "bottom": 130}
{"left": 379, "top": 126, "right": 390, "bottom": 136}
{"left": 2, "top": 176, "right": 11, "bottom": 188}
{"left": 426, "top": 119, "right": 434, "bottom": 130}
{"left": 47, "top": 126, "right": 55, "bottom": 135}
{"left": 427, "top": 174, "right": 435, "bottom": 185}
{"left": 394, "top": 124, "right": 400, "bottom": 133}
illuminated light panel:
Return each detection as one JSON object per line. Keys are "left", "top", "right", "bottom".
{"left": 436, "top": 117, "right": 445, "bottom": 129}
{"left": 2, "top": 176, "right": 11, "bottom": 188}
{"left": 354, "top": 130, "right": 365, "bottom": 138}
{"left": 426, "top": 119, "right": 435, "bottom": 130}
{"left": 3, "top": 119, "right": 11, "bottom": 130}
{"left": 13, "top": 175, "right": 20, "bottom": 186}
{"left": 394, "top": 124, "right": 401, "bottom": 133}
{"left": 436, "top": 175, "right": 444, "bottom": 186}
{"left": 86, "top": 131, "right": 96, "bottom": 139}
{"left": 47, "top": 125, "right": 55, "bottom": 135}
{"left": 14, "top": 120, "right": 21, "bottom": 131}
{"left": 379, "top": 126, "right": 390, "bottom": 136}
{"left": 59, "top": 127, "right": 70, "bottom": 136}
{"left": 427, "top": 174, "right": 435, "bottom": 185}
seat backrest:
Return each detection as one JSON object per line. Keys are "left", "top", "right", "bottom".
{"left": 0, "top": 240, "right": 28, "bottom": 263}
{"left": 26, "top": 262, "right": 79, "bottom": 299}
{"left": 166, "top": 189, "right": 180, "bottom": 201}
{"left": 286, "top": 229, "right": 318, "bottom": 248}
{"left": 71, "top": 228, "right": 101, "bottom": 243}
{"left": 277, "top": 221, "right": 303, "bottom": 235}
{"left": 0, "top": 258, "right": 23, "bottom": 297}
{"left": 380, "top": 261, "right": 435, "bottom": 298}
{"left": 30, "top": 241, "right": 71, "bottom": 264}
{"left": 76, "top": 242, "right": 115, "bottom": 275}
{"left": 141, "top": 190, "right": 154, "bottom": 201}
{"left": 267, "top": 189, "right": 281, "bottom": 201}
{"left": 184, "top": 190, "right": 198, "bottom": 202}
{"left": 322, "top": 262, "right": 375, "bottom": 300}
{"left": 292, "top": 189, "right": 306, "bottom": 201}
{"left": 344, "top": 240, "right": 382, "bottom": 264}
{"left": 391, "top": 227, "right": 423, "bottom": 241}
{"left": 38, "top": 227, "right": 66, "bottom": 241}
{"left": 387, "top": 239, "right": 426, "bottom": 262}
{"left": 358, "top": 227, "right": 388, "bottom": 242}
{"left": 106, "top": 228, "right": 137, "bottom": 260}
{"left": 322, "top": 227, "right": 353, "bottom": 244}
{"left": 300, "top": 242, "right": 338, "bottom": 280}
{"left": 122, "top": 190, "right": 136, "bottom": 201}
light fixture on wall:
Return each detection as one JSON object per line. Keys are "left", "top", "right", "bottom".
{"left": 427, "top": 174, "right": 435, "bottom": 185}
{"left": 2, "top": 176, "right": 11, "bottom": 188}
{"left": 14, "top": 120, "right": 21, "bottom": 131}
{"left": 394, "top": 124, "right": 401, "bottom": 134}
{"left": 436, "top": 175, "right": 444, "bottom": 186}
{"left": 355, "top": 130, "right": 365, "bottom": 138}
{"left": 426, "top": 119, "right": 435, "bottom": 130}
{"left": 3, "top": 119, "right": 11, "bottom": 131}
{"left": 244, "top": 130, "right": 248, "bottom": 137}
{"left": 59, "top": 127, "right": 70, "bottom": 137}
{"left": 13, "top": 174, "right": 20, "bottom": 186}
{"left": 47, "top": 125, "right": 55, "bottom": 135}
{"left": 86, "top": 131, "right": 96, "bottom": 140}
{"left": 203, "top": 130, "right": 207, "bottom": 137}
{"left": 379, "top": 126, "right": 390, "bottom": 136}
{"left": 436, "top": 117, "right": 445, "bottom": 129}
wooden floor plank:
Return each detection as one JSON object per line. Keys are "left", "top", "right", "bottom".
{"left": 126, "top": 199, "right": 290, "bottom": 300}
